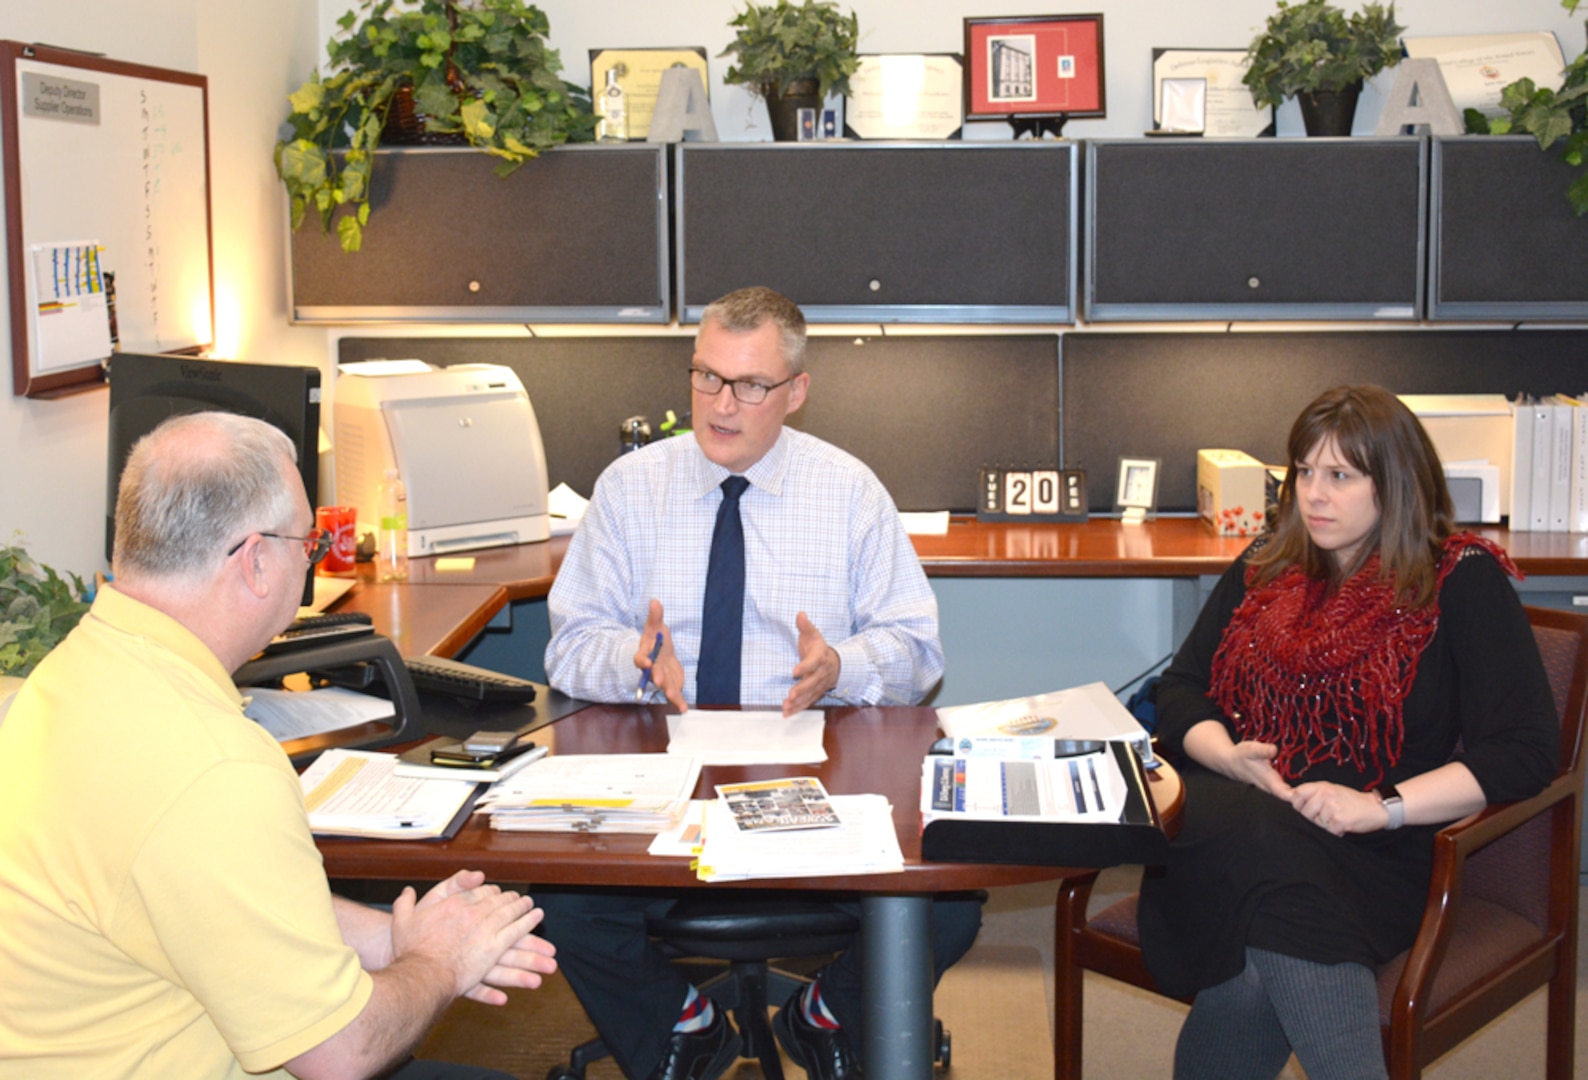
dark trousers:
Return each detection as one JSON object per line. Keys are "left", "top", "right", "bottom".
{"left": 534, "top": 888, "right": 984, "bottom": 1080}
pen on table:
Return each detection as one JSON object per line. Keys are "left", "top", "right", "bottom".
{"left": 636, "top": 631, "right": 664, "bottom": 702}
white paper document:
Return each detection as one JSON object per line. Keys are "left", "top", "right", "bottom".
{"left": 665, "top": 709, "right": 827, "bottom": 765}
{"left": 244, "top": 686, "right": 396, "bottom": 742}
{"left": 920, "top": 747, "right": 1128, "bottom": 826}
{"left": 30, "top": 241, "right": 113, "bottom": 375}
{"left": 935, "top": 682, "right": 1149, "bottom": 759}
{"left": 299, "top": 749, "right": 477, "bottom": 839}
{"left": 648, "top": 799, "right": 709, "bottom": 857}
{"left": 475, "top": 753, "right": 701, "bottom": 833}
{"left": 695, "top": 794, "right": 903, "bottom": 882}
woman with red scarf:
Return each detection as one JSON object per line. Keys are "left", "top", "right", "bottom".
{"left": 1138, "top": 385, "right": 1558, "bottom": 1080}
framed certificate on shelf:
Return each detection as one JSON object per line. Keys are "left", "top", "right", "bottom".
{"left": 963, "top": 14, "right": 1106, "bottom": 123}
{"left": 589, "top": 47, "right": 710, "bottom": 141}
{"left": 1150, "top": 49, "right": 1272, "bottom": 138}
{"left": 844, "top": 53, "right": 964, "bottom": 140}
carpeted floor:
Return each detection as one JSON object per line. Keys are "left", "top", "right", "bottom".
{"left": 415, "top": 870, "right": 1588, "bottom": 1079}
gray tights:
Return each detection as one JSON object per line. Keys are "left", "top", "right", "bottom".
{"left": 1173, "top": 947, "right": 1387, "bottom": 1080}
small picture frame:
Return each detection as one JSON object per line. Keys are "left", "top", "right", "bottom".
{"left": 1115, "top": 457, "right": 1160, "bottom": 525}
{"left": 1158, "top": 77, "right": 1207, "bottom": 134}
{"left": 963, "top": 14, "right": 1106, "bottom": 123}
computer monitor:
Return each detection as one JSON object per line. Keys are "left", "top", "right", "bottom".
{"left": 106, "top": 353, "right": 322, "bottom": 603}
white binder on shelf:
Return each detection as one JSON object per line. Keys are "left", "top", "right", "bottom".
{"left": 1547, "top": 396, "right": 1576, "bottom": 532}
{"left": 1566, "top": 394, "right": 1588, "bottom": 534}
{"left": 1529, "top": 400, "right": 1552, "bottom": 532}
{"left": 1510, "top": 396, "right": 1534, "bottom": 530}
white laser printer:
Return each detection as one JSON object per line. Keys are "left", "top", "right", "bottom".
{"left": 334, "top": 361, "right": 549, "bottom": 556}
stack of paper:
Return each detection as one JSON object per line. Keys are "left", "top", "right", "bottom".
{"left": 665, "top": 709, "right": 826, "bottom": 765}
{"left": 299, "top": 749, "right": 479, "bottom": 840}
{"left": 920, "top": 740, "right": 1128, "bottom": 826}
{"left": 935, "top": 682, "right": 1150, "bottom": 761}
{"left": 474, "top": 753, "right": 701, "bottom": 833}
{"left": 695, "top": 794, "right": 903, "bottom": 882}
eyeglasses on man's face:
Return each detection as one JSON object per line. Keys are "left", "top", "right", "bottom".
{"left": 226, "top": 528, "right": 332, "bottom": 566}
{"left": 689, "top": 366, "right": 792, "bottom": 405}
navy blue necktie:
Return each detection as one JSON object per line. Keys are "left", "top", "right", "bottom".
{"left": 697, "top": 475, "right": 749, "bottom": 705}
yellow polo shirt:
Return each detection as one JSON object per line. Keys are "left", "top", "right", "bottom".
{"left": 0, "top": 586, "right": 372, "bottom": 1078}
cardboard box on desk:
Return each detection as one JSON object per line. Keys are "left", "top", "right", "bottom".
{"left": 1197, "top": 449, "right": 1271, "bottom": 537}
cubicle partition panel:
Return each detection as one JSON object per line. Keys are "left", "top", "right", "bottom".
{"left": 1429, "top": 135, "right": 1588, "bottom": 321}
{"left": 291, "top": 145, "right": 669, "bottom": 323}
{"left": 1084, "top": 138, "right": 1426, "bottom": 322}
{"left": 676, "top": 142, "right": 1077, "bottom": 324}
{"left": 1061, "top": 330, "right": 1588, "bottom": 513}
{"left": 337, "top": 333, "right": 1061, "bottom": 512}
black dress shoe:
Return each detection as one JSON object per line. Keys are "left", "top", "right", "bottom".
{"left": 773, "top": 1000, "right": 861, "bottom": 1080}
{"left": 647, "top": 1010, "right": 743, "bottom": 1080}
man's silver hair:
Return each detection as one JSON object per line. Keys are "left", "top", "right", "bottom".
{"left": 697, "top": 286, "right": 808, "bottom": 374}
{"left": 113, "top": 411, "right": 298, "bottom": 581}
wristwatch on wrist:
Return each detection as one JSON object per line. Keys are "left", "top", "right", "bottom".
{"left": 1376, "top": 783, "right": 1405, "bottom": 831}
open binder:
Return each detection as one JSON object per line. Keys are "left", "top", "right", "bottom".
{"left": 920, "top": 742, "right": 1169, "bottom": 868}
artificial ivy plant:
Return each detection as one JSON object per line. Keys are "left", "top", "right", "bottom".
{"left": 274, "top": 0, "right": 595, "bottom": 254}
{"left": 1242, "top": 0, "right": 1405, "bottom": 109}
{"left": 719, "top": 0, "right": 860, "bottom": 105}
{"left": 1465, "top": 0, "right": 1588, "bottom": 215}
{"left": 0, "top": 541, "right": 89, "bottom": 678}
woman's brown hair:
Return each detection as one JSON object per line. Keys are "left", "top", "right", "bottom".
{"left": 1249, "top": 384, "right": 1455, "bottom": 606}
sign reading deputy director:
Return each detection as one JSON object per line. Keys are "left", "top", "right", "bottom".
{"left": 22, "top": 72, "right": 100, "bottom": 125}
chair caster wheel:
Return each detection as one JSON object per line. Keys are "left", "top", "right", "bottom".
{"left": 934, "top": 1019, "right": 951, "bottom": 1071}
{"left": 545, "top": 1068, "right": 581, "bottom": 1080}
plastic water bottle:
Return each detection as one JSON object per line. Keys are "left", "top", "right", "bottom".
{"left": 377, "top": 469, "right": 410, "bottom": 582}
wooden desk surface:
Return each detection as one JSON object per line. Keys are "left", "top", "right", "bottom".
{"left": 328, "top": 521, "right": 1585, "bottom": 604}
{"left": 316, "top": 704, "right": 1184, "bottom": 893}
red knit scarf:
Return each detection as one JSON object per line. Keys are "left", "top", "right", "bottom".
{"left": 1208, "top": 533, "right": 1517, "bottom": 787}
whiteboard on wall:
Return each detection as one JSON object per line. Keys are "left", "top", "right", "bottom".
{"left": 1, "top": 41, "right": 213, "bottom": 398}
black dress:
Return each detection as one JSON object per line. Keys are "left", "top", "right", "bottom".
{"left": 1138, "top": 544, "right": 1559, "bottom": 997}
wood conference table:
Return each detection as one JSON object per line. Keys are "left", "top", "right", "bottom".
{"left": 315, "top": 702, "right": 1183, "bottom": 1080}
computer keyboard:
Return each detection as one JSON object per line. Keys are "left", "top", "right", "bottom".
{"left": 263, "top": 611, "right": 375, "bottom": 654}
{"left": 403, "top": 655, "right": 540, "bottom": 703}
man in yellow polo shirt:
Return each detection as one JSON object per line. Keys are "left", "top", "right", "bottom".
{"left": 0, "top": 412, "right": 555, "bottom": 1079}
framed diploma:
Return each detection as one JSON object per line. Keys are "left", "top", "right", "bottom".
{"left": 590, "top": 47, "right": 710, "bottom": 141}
{"left": 1402, "top": 33, "right": 1567, "bottom": 118}
{"left": 844, "top": 53, "right": 964, "bottom": 140}
{"left": 1151, "top": 49, "right": 1272, "bottom": 138}
{"left": 963, "top": 14, "right": 1106, "bottom": 126}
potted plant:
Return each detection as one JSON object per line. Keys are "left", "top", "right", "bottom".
{"left": 1466, "top": 1, "right": 1588, "bottom": 215}
{"left": 274, "top": 0, "right": 596, "bottom": 253}
{"left": 719, "top": 0, "right": 860, "bottom": 142}
{"left": 1242, "top": 0, "right": 1405, "bottom": 136}
{"left": 0, "top": 541, "right": 89, "bottom": 682}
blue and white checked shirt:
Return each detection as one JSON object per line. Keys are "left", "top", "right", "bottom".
{"left": 545, "top": 429, "right": 944, "bottom": 708}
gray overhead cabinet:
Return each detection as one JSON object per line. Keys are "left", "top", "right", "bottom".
{"left": 288, "top": 144, "right": 669, "bottom": 324}
{"left": 674, "top": 141, "right": 1078, "bottom": 324}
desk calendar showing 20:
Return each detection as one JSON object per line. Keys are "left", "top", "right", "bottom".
{"left": 977, "top": 467, "right": 1088, "bottom": 523}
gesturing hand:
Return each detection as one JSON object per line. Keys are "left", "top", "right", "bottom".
{"left": 1290, "top": 782, "right": 1389, "bottom": 836}
{"left": 390, "top": 876, "right": 541, "bottom": 1000}
{"left": 1218, "top": 740, "right": 1294, "bottom": 801}
{"left": 415, "top": 871, "right": 558, "bottom": 1003}
{"left": 636, "top": 599, "right": 687, "bottom": 713}
{"left": 784, "top": 612, "right": 840, "bottom": 716}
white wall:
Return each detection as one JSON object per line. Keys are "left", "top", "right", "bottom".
{"left": 0, "top": 0, "right": 325, "bottom": 578}
{"left": 3, "top": 0, "right": 1582, "bottom": 583}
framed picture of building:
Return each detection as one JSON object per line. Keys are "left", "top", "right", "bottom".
{"left": 963, "top": 14, "right": 1106, "bottom": 125}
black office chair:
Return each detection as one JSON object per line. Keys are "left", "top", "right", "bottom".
{"left": 547, "top": 896, "right": 951, "bottom": 1080}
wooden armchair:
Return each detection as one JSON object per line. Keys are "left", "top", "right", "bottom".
{"left": 1054, "top": 605, "right": 1588, "bottom": 1080}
